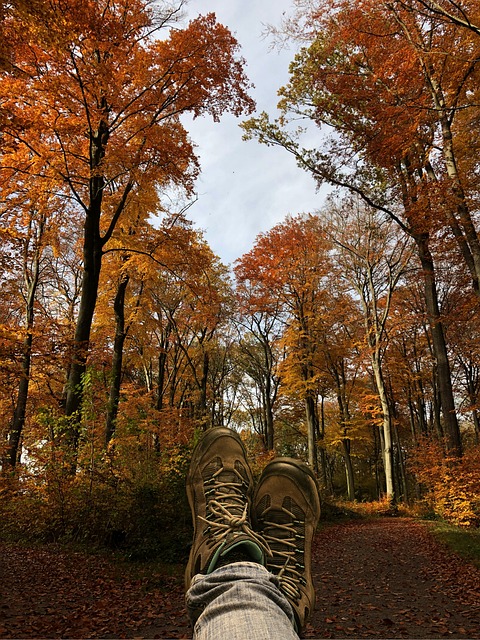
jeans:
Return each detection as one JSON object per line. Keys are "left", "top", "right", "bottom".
{"left": 186, "top": 561, "right": 299, "bottom": 640}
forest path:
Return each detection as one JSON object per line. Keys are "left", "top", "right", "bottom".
{"left": 306, "top": 518, "right": 479, "bottom": 639}
{"left": 1, "top": 518, "right": 479, "bottom": 639}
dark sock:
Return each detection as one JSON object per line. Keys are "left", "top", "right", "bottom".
{"left": 216, "top": 544, "right": 259, "bottom": 568}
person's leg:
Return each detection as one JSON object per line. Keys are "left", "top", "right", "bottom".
{"left": 184, "top": 427, "right": 299, "bottom": 640}
{"left": 186, "top": 562, "right": 298, "bottom": 640}
{"left": 253, "top": 457, "right": 321, "bottom": 634}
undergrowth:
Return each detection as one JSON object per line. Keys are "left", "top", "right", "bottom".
{"left": 429, "top": 521, "right": 480, "bottom": 568}
{"left": 320, "top": 497, "right": 409, "bottom": 521}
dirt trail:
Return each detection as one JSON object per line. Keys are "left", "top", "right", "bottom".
{"left": 307, "top": 518, "right": 480, "bottom": 638}
{"left": 1, "top": 518, "right": 479, "bottom": 638}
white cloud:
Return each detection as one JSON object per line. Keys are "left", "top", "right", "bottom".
{"left": 181, "top": 0, "right": 326, "bottom": 265}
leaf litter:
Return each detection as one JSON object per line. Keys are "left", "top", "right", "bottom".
{"left": 1, "top": 518, "right": 479, "bottom": 638}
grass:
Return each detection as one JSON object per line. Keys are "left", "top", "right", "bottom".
{"left": 429, "top": 521, "right": 480, "bottom": 568}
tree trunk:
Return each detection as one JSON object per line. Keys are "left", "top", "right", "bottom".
{"left": 472, "top": 410, "right": 480, "bottom": 446}
{"left": 332, "top": 363, "right": 356, "bottom": 500}
{"left": 341, "top": 438, "right": 355, "bottom": 501}
{"left": 7, "top": 334, "right": 33, "bottom": 468}
{"left": 305, "top": 392, "right": 318, "bottom": 473}
{"left": 371, "top": 356, "right": 395, "bottom": 500}
{"left": 317, "top": 394, "right": 330, "bottom": 491}
{"left": 373, "top": 425, "right": 382, "bottom": 499}
{"left": 64, "top": 124, "right": 107, "bottom": 450}
{"left": 394, "top": 423, "right": 408, "bottom": 502}
{"left": 105, "top": 273, "right": 129, "bottom": 445}
{"left": 415, "top": 233, "right": 462, "bottom": 457}
{"left": 460, "top": 359, "right": 480, "bottom": 445}
{"left": 425, "top": 70, "right": 480, "bottom": 296}
{"left": 196, "top": 349, "right": 209, "bottom": 428}
{"left": 156, "top": 319, "right": 173, "bottom": 412}
{"left": 264, "top": 373, "right": 275, "bottom": 450}
{"left": 5, "top": 225, "right": 42, "bottom": 470}
{"left": 64, "top": 112, "right": 133, "bottom": 463}
{"left": 64, "top": 206, "right": 103, "bottom": 448}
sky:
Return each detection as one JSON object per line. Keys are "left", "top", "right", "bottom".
{"left": 180, "top": 0, "right": 327, "bottom": 267}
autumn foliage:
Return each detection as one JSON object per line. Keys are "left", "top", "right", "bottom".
{"left": 242, "top": 0, "right": 480, "bottom": 523}
{"left": 411, "top": 439, "right": 480, "bottom": 527}
{"left": 1, "top": 0, "right": 480, "bottom": 567}
{"left": 0, "top": 0, "right": 253, "bottom": 555}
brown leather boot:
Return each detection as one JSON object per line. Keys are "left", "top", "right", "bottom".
{"left": 253, "top": 457, "right": 321, "bottom": 633}
{"left": 185, "top": 427, "right": 270, "bottom": 591}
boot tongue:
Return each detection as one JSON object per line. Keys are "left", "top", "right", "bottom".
{"left": 218, "top": 469, "right": 237, "bottom": 486}
{"left": 215, "top": 471, "right": 244, "bottom": 515}
{"left": 212, "top": 539, "right": 265, "bottom": 571}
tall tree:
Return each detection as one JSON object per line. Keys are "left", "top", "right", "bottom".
{"left": 0, "top": 160, "right": 68, "bottom": 468}
{"left": 1, "top": 1, "right": 255, "bottom": 458}
{"left": 323, "top": 198, "right": 413, "bottom": 499}
{"left": 235, "top": 302, "right": 283, "bottom": 450}
{"left": 235, "top": 215, "right": 334, "bottom": 471}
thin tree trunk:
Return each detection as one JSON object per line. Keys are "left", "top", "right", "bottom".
{"left": 264, "top": 374, "right": 275, "bottom": 450}
{"left": 7, "top": 340, "right": 33, "bottom": 468}
{"left": 394, "top": 423, "right": 408, "bottom": 502}
{"left": 197, "top": 349, "right": 209, "bottom": 427}
{"left": 371, "top": 357, "right": 395, "bottom": 500}
{"left": 317, "top": 394, "right": 329, "bottom": 491}
{"left": 472, "top": 410, "right": 480, "bottom": 446}
{"left": 305, "top": 393, "right": 318, "bottom": 473}
{"left": 459, "top": 359, "right": 480, "bottom": 445}
{"left": 426, "top": 72, "right": 480, "bottom": 296}
{"left": 373, "top": 425, "right": 382, "bottom": 499}
{"left": 415, "top": 233, "right": 462, "bottom": 456}
{"left": 5, "top": 222, "right": 42, "bottom": 470}
{"left": 341, "top": 438, "right": 355, "bottom": 501}
{"left": 105, "top": 273, "right": 129, "bottom": 445}
{"left": 156, "top": 320, "right": 172, "bottom": 412}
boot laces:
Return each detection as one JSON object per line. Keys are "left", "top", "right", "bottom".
{"left": 260, "top": 504, "right": 306, "bottom": 603}
{"left": 199, "top": 466, "right": 270, "bottom": 554}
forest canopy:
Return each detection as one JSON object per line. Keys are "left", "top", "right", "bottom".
{"left": 1, "top": 0, "right": 479, "bottom": 557}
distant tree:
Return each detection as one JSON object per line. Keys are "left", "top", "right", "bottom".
{"left": 236, "top": 215, "right": 335, "bottom": 471}
{"left": 323, "top": 198, "right": 413, "bottom": 499}
{"left": 235, "top": 302, "right": 284, "bottom": 450}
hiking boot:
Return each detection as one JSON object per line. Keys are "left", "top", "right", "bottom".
{"left": 185, "top": 427, "right": 270, "bottom": 591}
{"left": 253, "top": 457, "right": 320, "bottom": 633}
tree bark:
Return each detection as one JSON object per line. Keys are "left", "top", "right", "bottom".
{"left": 415, "top": 233, "right": 462, "bottom": 456}
{"left": 341, "top": 438, "right": 355, "bottom": 501}
{"left": 371, "top": 356, "right": 395, "bottom": 499}
{"left": 459, "top": 358, "right": 480, "bottom": 445}
{"left": 156, "top": 319, "right": 172, "bottom": 412}
{"left": 305, "top": 392, "right": 318, "bottom": 473}
{"left": 264, "top": 372, "right": 275, "bottom": 450}
{"left": 64, "top": 202, "right": 103, "bottom": 449}
{"left": 424, "top": 67, "right": 480, "bottom": 296}
{"left": 105, "top": 273, "right": 129, "bottom": 445}
{"left": 64, "top": 112, "right": 133, "bottom": 462}
{"left": 64, "top": 121, "right": 107, "bottom": 444}
{"left": 332, "top": 360, "right": 356, "bottom": 500}
{"left": 5, "top": 222, "right": 42, "bottom": 470}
